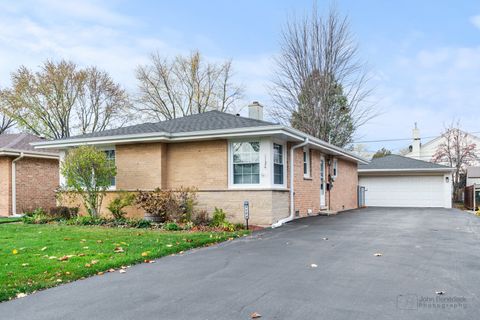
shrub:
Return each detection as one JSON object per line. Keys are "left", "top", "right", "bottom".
{"left": 176, "top": 187, "right": 198, "bottom": 222}
{"left": 163, "top": 222, "right": 180, "bottom": 231}
{"left": 192, "top": 210, "right": 210, "bottom": 226}
{"left": 136, "top": 189, "right": 179, "bottom": 222}
{"left": 66, "top": 215, "right": 107, "bottom": 226}
{"left": 210, "top": 207, "right": 227, "bottom": 227}
{"left": 49, "top": 206, "right": 79, "bottom": 219}
{"left": 107, "top": 192, "right": 136, "bottom": 219}
{"left": 126, "top": 218, "right": 152, "bottom": 229}
{"left": 23, "top": 208, "right": 47, "bottom": 217}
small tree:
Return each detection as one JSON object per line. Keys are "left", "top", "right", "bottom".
{"left": 432, "top": 123, "right": 478, "bottom": 194}
{"left": 61, "top": 146, "right": 116, "bottom": 217}
{"left": 372, "top": 148, "right": 392, "bottom": 159}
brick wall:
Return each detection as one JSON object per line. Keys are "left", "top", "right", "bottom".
{"left": 329, "top": 159, "right": 358, "bottom": 211}
{"left": 116, "top": 143, "right": 165, "bottom": 190}
{"left": 166, "top": 140, "right": 228, "bottom": 190}
{"left": 16, "top": 157, "right": 59, "bottom": 213}
{"left": 0, "top": 158, "right": 12, "bottom": 216}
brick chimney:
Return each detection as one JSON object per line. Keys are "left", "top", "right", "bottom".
{"left": 248, "top": 101, "right": 263, "bottom": 120}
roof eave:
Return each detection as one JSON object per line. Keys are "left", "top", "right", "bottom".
{"left": 0, "top": 148, "right": 59, "bottom": 159}
{"left": 358, "top": 168, "right": 454, "bottom": 174}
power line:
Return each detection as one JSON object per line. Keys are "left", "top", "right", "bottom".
{"left": 353, "top": 131, "right": 480, "bottom": 144}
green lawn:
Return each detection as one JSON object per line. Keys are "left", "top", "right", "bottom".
{"left": 0, "top": 217, "right": 22, "bottom": 224}
{"left": 0, "top": 223, "right": 248, "bottom": 302}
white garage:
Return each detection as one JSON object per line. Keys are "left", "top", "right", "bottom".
{"left": 358, "top": 155, "right": 453, "bottom": 208}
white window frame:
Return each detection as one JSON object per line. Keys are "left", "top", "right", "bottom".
{"left": 272, "top": 140, "right": 287, "bottom": 187}
{"left": 303, "top": 147, "right": 311, "bottom": 178}
{"left": 229, "top": 140, "right": 262, "bottom": 188}
{"left": 98, "top": 145, "right": 116, "bottom": 190}
{"left": 333, "top": 158, "right": 338, "bottom": 179}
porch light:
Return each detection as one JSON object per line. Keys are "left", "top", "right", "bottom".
{"left": 445, "top": 176, "right": 449, "bottom": 183}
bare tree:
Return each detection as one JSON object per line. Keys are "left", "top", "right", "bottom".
{"left": 0, "top": 60, "right": 131, "bottom": 139}
{"left": 432, "top": 123, "right": 478, "bottom": 194}
{"left": 0, "top": 113, "right": 14, "bottom": 134}
{"left": 270, "top": 4, "right": 375, "bottom": 147}
{"left": 135, "top": 50, "right": 243, "bottom": 121}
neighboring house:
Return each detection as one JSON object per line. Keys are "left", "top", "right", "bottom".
{"left": 358, "top": 155, "right": 453, "bottom": 208}
{"left": 33, "top": 103, "right": 367, "bottom": 227}
{"left": 466, "top": 167, "right": 480, "bottom": 186}
{"left": 404, "top": 123, "right": 480, "bottom": 165}
{"left": 0, "top": 133, "right": 59, "bottom": 216}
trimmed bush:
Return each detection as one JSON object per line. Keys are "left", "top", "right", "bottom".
{"left": 107, "top": 192, "right": 135, "bottom": 219}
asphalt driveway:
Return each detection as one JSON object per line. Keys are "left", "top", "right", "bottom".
{"left": 1, "top": 207, "right": 480, "bottom": 320}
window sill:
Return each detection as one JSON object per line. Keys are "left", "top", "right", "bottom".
{"left": 303, "top": 177, "right": 313, "bottom": 181}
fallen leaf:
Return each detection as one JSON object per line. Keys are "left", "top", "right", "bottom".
{"left": 141, "top": 251, "right": 150, "bottom": 257}
{"left": 96, "top": 240, "right": 103, "bottom": 243}
{"left": 12, "top": 249, "right": 18, "bottom": 255}
{"left": 77, "top": 253, "right": 85, "bottom": 257}
{"left": 48, "top": 256, "right": 57, "bottom": 260}
{"left": 144, "top": 260, "right": 155, "bottom": 264}
{"left": 97, "top": 272, "right": 104, "bottom": 275}
{"left": 56, "top": 279, "right": 62, "bottom": 283}
{"left": 40, "top": 247, "right": 47, "bottom": 251}
{"left": 250, "top": 312, "right": 262, "bottom": 318}
{"left": 58, "top": 255, "right": 70, "bottom": 261}
{"left": 65, "top": 271, "right": 71, "bottom": 275}
{"left": 114, "top": 247, "right": 124, "bottom": 253}
{"left": 22, "top": 263, "right": 29, "bottom": 267}
{"left": 166, "top": 244, "right": 173, "bottom": 248}
{"left": 108, "top": 268, "right": 116, "bottom": 272}
{"left": 119, "top": 269, "right": 126, "bottom": 274}
{"left": 374, "top": 253, "right": 383, "bottom": 257}
{"left": 16, "top": 293, "right": 27, "bottom": 298}
{"left": 322, "top": 237, "right": 328, "bottom": 240}
{"left": 91, "top": 260, "right": 99, "bottom": 265}
{"left": 85, "top": 263, "right": 92, "bottom": 268}
{"left": 436, "top": 291, "right": 445, "bottom": 295}
{"left": 310, "top": 264, "right": 318, "bottom": 268}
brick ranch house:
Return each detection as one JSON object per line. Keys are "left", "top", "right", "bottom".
{"left": 0, "top": 133, "right": 59, "bottom": 216}
{"left": 33, "top": 103, "right": 367, "bottom": 227}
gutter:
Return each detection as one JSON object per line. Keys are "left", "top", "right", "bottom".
{"left": 358, "top": 168, "right": 454, "bottom": 174}
{"left": 11, "top": 152, "right": 24, "bottom": 216}
{"left": 272, "top": 137, "right": 309, "bottom": 228}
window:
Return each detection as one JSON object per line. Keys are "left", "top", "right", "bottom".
{"left": 333, "top": 158, "right": 338, "bottom": 178}
{"left": 303, "top": 149, "right": 310, "bottom": 178}
{"left": 104, "top": 149, "right": 116, "bottom": 187}
{"left": 273, "top": 143, "right": 284, "bottom": 185}
{"left": 232, "top": 142, "right": 260, "bottom": 184}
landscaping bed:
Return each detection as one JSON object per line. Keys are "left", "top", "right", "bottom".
{"left": 0, "top": 223, "right": 248, "bottom": 302}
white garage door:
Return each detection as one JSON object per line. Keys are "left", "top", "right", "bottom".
{"left": 359, "top": 175, "right": 446, "bottom": 207}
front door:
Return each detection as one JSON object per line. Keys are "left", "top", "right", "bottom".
{"left": 320, "top": 156, "right": 326, "bottom": 208}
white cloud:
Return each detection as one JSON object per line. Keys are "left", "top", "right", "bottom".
{"left": 470, "top": 15, "right": 480, "bottom": 29}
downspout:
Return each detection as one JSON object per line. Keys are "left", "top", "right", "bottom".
{"left": 272, "top": 137, "right": 309, "bottom": 228}
{"left": 12, "top": 152, "right": 24, "bottom": 216}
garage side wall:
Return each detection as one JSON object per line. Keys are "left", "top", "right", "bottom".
{"left": 0, "top": 158, "right": 12, "bottom": 216}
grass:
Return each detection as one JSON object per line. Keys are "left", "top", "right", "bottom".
{"left": 0, "top": 223, "right": 248, "bottom": 302}
{"left": 0, "top": 217, "right": 22, "bottom": 224}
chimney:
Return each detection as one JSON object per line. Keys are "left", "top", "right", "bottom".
{"left": 248, "top": 101, "right": 263, "bottom": 120}
{"left": 411, "top": 122, "right": 421, "bottom": 159}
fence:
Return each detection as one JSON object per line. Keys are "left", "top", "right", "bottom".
{"left": 358, "top": 186, "right": 366, "bottom": 208}
{"left": 464, "top": 185, "right": 476, "bottom": 210}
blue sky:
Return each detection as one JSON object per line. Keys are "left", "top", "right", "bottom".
{"left": 0, "top": 0, "right": 479, "bottom": 152}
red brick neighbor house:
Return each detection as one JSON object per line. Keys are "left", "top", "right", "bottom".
{"left": 0, "top": 133, "right": 59, "bottom": 216}
{"left": 33, "top": 103, "right": 367, "bottom": 227}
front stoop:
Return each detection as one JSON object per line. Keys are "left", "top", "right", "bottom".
{"left": 317, "top": 210, "right": 338, "bottom": 216}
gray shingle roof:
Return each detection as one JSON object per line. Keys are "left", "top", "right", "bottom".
{"left": 64, "top": 111, "right": 277, "bottom": 140}
{"left": 0, "top": 133, "right": 56, "bottom": 154}
{"left": 467, "top": 167, "right": 480, "bottom": 178}
{"left": 359, "top": 154, "right": 451, "bottom": 170}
